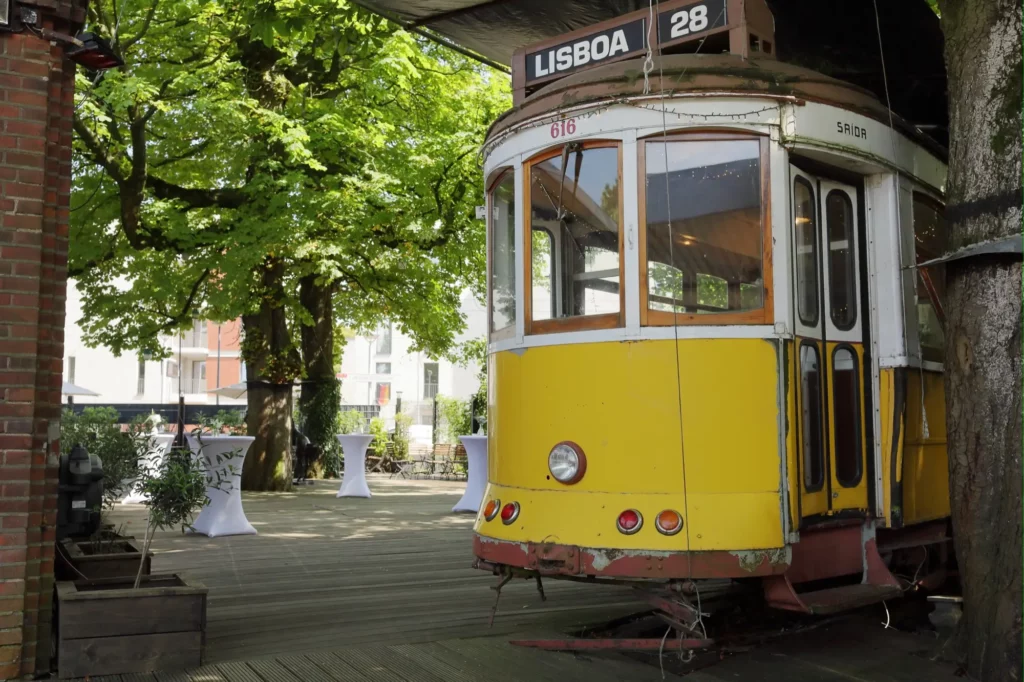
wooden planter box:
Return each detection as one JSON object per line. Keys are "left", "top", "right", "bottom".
{"left": 57, "top": 536, "right": 152, "bottom": 581}
{"left": 56, "top": 573, "right": 206, "bottom": 679}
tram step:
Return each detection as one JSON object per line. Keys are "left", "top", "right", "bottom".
{"left": 798, "top": 584, "right": 902, "bottom": 615}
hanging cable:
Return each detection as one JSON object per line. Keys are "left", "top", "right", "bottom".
{"left": 650, "top": 0, "right": 725, "bottom": 639}
{"left": 873, "top": 0, "right": 929, "bottom": 439}
{"left": 642, "top": 0, "right": 656, "bottom": 95}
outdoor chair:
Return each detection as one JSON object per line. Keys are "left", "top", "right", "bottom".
{"left": 452, "top": 444, "right": 468, "bottom": 481}
{"left": 430, "top": 444, "right": 454, "bottom": 479}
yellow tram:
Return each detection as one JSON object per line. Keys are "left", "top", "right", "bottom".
{"left": 472, "top": 0, "right": 950, "bottom": 615}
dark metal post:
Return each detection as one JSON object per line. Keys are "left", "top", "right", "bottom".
{"left": 174, "top": 395, "right": 186, "bottom": 448}
{"left": 432, "top": 398, "right": 438, "bottom": 446}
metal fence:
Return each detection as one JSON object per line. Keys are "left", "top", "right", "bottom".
{"left": 338, "top": 404, "right": 382, "bottom": 424}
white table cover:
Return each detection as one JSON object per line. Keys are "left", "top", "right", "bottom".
{"left": 336, "top": 434, "right": 375, "bottom": 498}
{"left": 453, "top": 435, "right": 488, "bottom": 513}
{"left": 186, "top": 434, "right": 256, "bottom": 537}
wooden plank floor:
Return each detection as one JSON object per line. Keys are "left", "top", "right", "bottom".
{"left": 106, "top": 477, "right": 642, "bottom": 663}
{"left": 95, "top": 477, "right": 963, "bottom": 682}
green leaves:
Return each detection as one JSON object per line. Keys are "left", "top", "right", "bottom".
{"left": 71, "top": 0, "right": 510, "bottom": 367}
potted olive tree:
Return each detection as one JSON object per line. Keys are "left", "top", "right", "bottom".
{"left": 55, "top": 445, "right": 212, "bottom": 679}
{"left": 57, "top": 408, "right": 156, "bottom": 580}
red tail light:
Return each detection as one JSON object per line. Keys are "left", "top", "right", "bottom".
{"left": 500, "top": 502, "right": 520, "bottom": 525}
{"left": 616, "top": 509, "right": 643, "bottom": 534}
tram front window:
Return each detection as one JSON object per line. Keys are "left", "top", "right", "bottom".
{"left": 643, "top": 138, "right": 764, "bottom": 323}
{"left": 528, "top": 144, "right": 621, "bottom": 330}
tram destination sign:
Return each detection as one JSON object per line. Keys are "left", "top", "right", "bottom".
{"left": 524, "top": 0, "right": 729, "bottom": 85}
{"left": 525, "top": 18, "right": 646, "bottom": 83}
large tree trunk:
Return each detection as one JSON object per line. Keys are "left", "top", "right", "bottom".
{"left": 297, "top": 274, "right": 340, "bottom": 477}
{"left": 241, "top": 258, "right": 301, "bottom": 491}
{"left": 938, "top": 1, "right": 1022, "bottom": 679}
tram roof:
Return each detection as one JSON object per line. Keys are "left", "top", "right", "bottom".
{"left": 486, "top": 52, "right": 946, "bottom": 162}
{"left": 356, "top": 0, "right": 947, "bottom": 146}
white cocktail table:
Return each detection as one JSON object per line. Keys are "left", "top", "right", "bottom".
{"left": 336, "top": 434, "right": 375, "bottom": 498}
{"left": 453, "top": 435, "right": 488, "bottom": 513}
{"left": 186, "top": 434, "right": 256, "bottom": 537}
{"left": 122, "top": 433, "right": 176, "bottom": 504}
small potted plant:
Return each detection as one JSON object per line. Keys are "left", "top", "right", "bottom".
{"left": 55, "top": 445, "right": 213, "bottom": 679}
{"left": 57, "top": 408, "right": 156, "bottom": 580}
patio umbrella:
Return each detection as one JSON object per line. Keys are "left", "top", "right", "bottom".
{"left": 210, "top": 382, "right": 248, "bottom": 400}
{"left": 62, "top": 381, "right": 99, "bottom": 405}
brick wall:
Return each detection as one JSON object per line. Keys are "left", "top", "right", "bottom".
{"left": 0, "top": 1, "right": 85, "bottom": 677}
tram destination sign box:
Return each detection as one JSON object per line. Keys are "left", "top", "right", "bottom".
{"left": 512, "top": 0, "right": 769, "bottom": 103}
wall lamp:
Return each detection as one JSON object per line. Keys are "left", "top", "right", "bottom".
{"left": 1, "top": 2, "right": 123, "bottom": 71}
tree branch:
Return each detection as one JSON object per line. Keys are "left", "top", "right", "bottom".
{"left": 120, "top": 0, "right": 160, "bottom": 53}
{"left": 73, "top": 116, "right": 126, "bottom": 184}
{"left": 146, "top": 175, "right": 247, "bottom": 209}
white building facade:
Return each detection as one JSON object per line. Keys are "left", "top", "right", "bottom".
{"left": 338, "top": 290, "right": 486, "bottom": 436}
{"left": 62, "top": 282, "right": 484, "bottom": 430}
{"left": 62, "top": 282, "right": 245, "bottom": 406}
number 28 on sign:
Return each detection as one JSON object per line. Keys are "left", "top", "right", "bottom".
{"left": 550, "top": 118, "right": 577, "bottom": 139}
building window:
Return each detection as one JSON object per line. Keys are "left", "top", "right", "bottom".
{"left": 825, "top": 190, "right": 857, "bottom": 330}
{"left": 68, "top": 356, "right": 76, "bottom": 384}
{"left": 240, "top": 362, "right": 247, "bottom": 382}
{"left": 913, "top": 194, "right": 946, "bottom": 363}
{"left": 375, "top": 362, "right": 392, "bottom": 375}
{"left": 526, "top": 143, "right": 622, "bottom": 333}
{"left": 794, "top": 177, "right": 819, "bottom": 327}
{"left": 643, "top": 136, "right": 767, "bottom": 325}
{"left": 489, "top": 169, "right": 516, "bottom": 338}
{"left": 137, "top": 359, "right": 146, "bottom": 396}
{"left": 423, "top": 362, "right": 439, "bottom": 399}
{"left": 376, "top": 324, "right": 392, "bottom": 354}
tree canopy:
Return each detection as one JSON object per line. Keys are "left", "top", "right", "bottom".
{"left": 71, "top": 0, "right": 507, "bottom": 357}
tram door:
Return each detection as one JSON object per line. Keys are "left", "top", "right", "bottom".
{"left": 791, "top": 168, "right": 870, "bottom": 522}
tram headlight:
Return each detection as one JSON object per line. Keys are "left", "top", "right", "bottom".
{"left": 548, "top": 441, "right": 586, "bottom": 484}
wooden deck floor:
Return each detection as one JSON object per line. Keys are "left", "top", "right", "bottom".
{"left": 95, "top": 476, "right": 963, "bottom": 682}
{"left": 107, "top": 477, "right": 641, "bottom": 663}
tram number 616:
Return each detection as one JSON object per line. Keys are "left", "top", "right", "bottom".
{"left": 550, "top": 118, "right": 577, "bottom": 139}
{"left": 669, "top": 5, "right": 710, "bottom": 38}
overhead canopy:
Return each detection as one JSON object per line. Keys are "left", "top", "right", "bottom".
{"left": 359, "top": 0, "right": 947, "bottom": 143}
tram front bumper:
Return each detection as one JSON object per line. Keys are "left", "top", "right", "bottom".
{"left": 473, "top": 534, "right": 790, "bottom": 580}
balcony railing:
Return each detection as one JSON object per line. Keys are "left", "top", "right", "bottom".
{"left": 174, "top": 377, "right": 207, "bottom": 395}
{"left": 175, "top": 329, "right": 208, "bottom": 348}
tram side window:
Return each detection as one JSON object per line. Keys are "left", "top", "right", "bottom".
{"left": 794, "top": 178, "right": 819, "bottom": 326}
{"left": 832, "top": 347, "right": 862, "bottom": 487}
{"left": 529, "top": 145, "right": 621, "bottom": 326}
{"left": 826, "top": 191, "right": 857, "bottom": 330}
{"left": 489, "top": 170, "right": 516, "bottom": 336}
{"left": 799, "top": 344, "right": 825, "bottom": 490}
{"left": 912, "top": 194, "right": 947, "bottom": 363}
{"left": 644, "top": 139, "right": 764, "bottom": 321}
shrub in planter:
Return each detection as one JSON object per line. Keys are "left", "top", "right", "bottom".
{"left": 57, "top": 409, "right": 157, "bottom": 580}
{"left": 56, "top": 446, "right": 212, "bottom": 679}
{"left": 60, "top": 407, "right": 154, "bottom": 511}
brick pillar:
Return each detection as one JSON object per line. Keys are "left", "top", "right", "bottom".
{"left": 0, "top": 1, "right": 85, "bottom": 678}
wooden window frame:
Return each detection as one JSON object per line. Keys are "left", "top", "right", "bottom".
{"left": 637, "top": 130, "right": 773, "bottom": 326}
{"left": 524, "top": 141, "right": 625, "bottom": 335}
{"left": 487, "top": 168, "right": 516, "bottom": 343}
